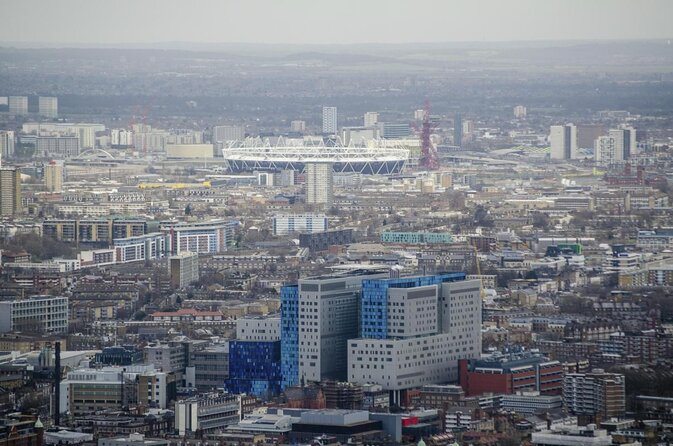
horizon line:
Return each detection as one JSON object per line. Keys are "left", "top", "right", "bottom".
{"left": 1, "top": 37, "right": 672, "bottom": 51}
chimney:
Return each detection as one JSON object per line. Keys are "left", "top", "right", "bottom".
{"left": 54, "top": 342, "right": 61, "bottom": 426}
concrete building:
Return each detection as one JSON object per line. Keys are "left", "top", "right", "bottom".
{"left": 165, "top": 144, "right": 213, "bottom": 159}
{"left": 595, "top": 128, "right": 637, "bottom": 165}
{"left": 8, "top": 96, "right": 28, "bottom": 115}
{"left": 0, "top": 166, "right": 22, "bottom": 216}
{"left": 563, "top": 370, "right": 626, "bottom": 420}
{"left": 113, "top": 232, "right": 168, "bottom": 263}
{"left": 161, "top": 220, "right": 236, "bottom": 255}
{"left": 500, "top": 392, "right": 563, "bottom": 415}
{"left": 454, "top": 114, "right": 463, "bottom": 147}
{"left": 98, "top": 433, "right": 168, "bottom": 446}
{"left": 305, "top": 162, "right": 333, "bottom": 207}
{"left": 0, "top": 295, "right": 68, "bottom": 334}
{"left": 43, "top": 218, "right": 147, "bottom": 244}
{"left": 577, "top": 124, "right": 605, "bottom": 148}
{"left": 38, "top": 96, "right": 58, "bottom": 118}
{"left": 364, "top": 112, "right": 379, "bottom": 127}
{"left": 237, "top": 316, "right": 281, "bottom": 342}
{"left": 33, "top": 135, "right": 80, "bottom": 158}
{"left": 111, "top": 129, "right": 134, "bottom": 148}
{"left": 595, "top": 135, "right": 619, "bottom": 165}
{"left": 550, "top": 124, "right": 578, "bottom": 160}
{"left": 341, "top": 127, "right": 379, "bottom": 145}
{"left": 187, "top": 345, "right": 229, "bottom": 392}
{"left": 299, "top": 229, "right": 354, "bottom": 252}
{"left": 44, "top": 160, "right": 64, "bottom": 192}
{"left": 290, "top": 120, "right": 306, "bottom": 133}
{"left": 0, "top": 131, "right": 15, "bottom": 158}
{"left": 380, "top": 122, "right": 411, "bottom": 139}
{"left": 513, "top": 105, "right": 527, "bottom": 119}
{"left": 531, "top": 424, "right": 613, "bottom": 446}
{"left": 322, "top": 107, "right": 337, "bottom": 134}
{"left": 611, "top": 127, "right": 637, "bottom": 159}
{"left": 272, "top": 214, "right": 328, "bottom": 236}
{"left": 175, "top": 393, "right": 241, "bottom": 436}
{"left": 60, "top": 365, "right": 174, "bottom": 415}
{"left": 22, "top": 122, "right": 101, "bottom": 150}
{"left": 169, "top": 252, "right": 199, "bottom": 289}
{"left": 144, "top": 341, "right": 189, "bottom": 374}
{"left": 213, "top": 125, "right": 245, "bottom": 143}
{"left": 348, "top": 274, "right": 481, "bottom": 402}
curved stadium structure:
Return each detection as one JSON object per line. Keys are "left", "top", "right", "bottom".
{"left": 222, "top": 138, "right": 409, "bottom": 175}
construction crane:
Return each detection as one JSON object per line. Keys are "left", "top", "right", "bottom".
{"left": 419, "top": 99, "right": 439, "bottom": 170}
{"left": 471, "top": 243, "right": 487, "bottom": 301}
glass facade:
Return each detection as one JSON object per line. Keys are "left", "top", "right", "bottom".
{"left": 360, "top": 272, "right": 466, "bottom": 339}
{"left": 280, "top": 285, "right": 299, "bottom": 389}
{"left": 224, "top": 340, "right": 281, "bottom": 399}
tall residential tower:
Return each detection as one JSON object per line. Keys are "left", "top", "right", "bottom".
{"left": 305, "top": 162, "right": 334, "bottom": 207}
{"left": 550, "top": 124, "right": 578, "bottom": 160}
{"left": 322, "top": 107, "right": 337, "bottom": 134}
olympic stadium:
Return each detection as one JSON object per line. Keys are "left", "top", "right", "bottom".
{"left": 222, "top": 138, "right": 410, "bottom": 175}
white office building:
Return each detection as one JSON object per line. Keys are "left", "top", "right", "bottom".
{"left": 113, "top": 232, "right": 168, "bottom": 263}
{"left": 272, "top": 214, "right": 328, "bottom": 236}
{"left": 550, "top": 124, "right": 578, "bottom": 160}
{"left": 39, "top": 96, "right": 58, "bottom": 118}
{"left": 175, "top": 393, "right": 241, "bottom": 436}
{"left": 213, "top": 125, "right": 245, "bottom": 143}
{"left": 596, "top": 128, "right": 637, "bottom": 165}
{"left": 341, "top": 127, "right": 379, "bottom": 146}
{"left": 161, "top": 220, "right": 237, "bottom": 254}
{"left": 236, "top": 316, "right": 281, "bottom": 341}
{"left": 0, "top": 296, "right": 68, "bottom": 334}
{"left": 364, "top": 112, "right": 379, "bottom": 128}
{"left": 532, "top": 424, "right": 613, "bottom": 446}
{"left": 348, "top": 278, "right": 482, "bottom": 395}
{"left": 322, "top": 107, "right": 337, "bottom": 134}
{"left": 305, "top": 162, "right": 333, "bottom": 207}
{"left": 60, "top": 365, "right": 171, "bottom": 415}
{"left": 8, "top": 96, "right": 28, "bottom": 115}
{"left": 290, "top": 120, "right": 306, "bottom": 133}
{"left": 0, "top": 131, "right": 15, "bottom": 158}
{"left": 22, "top": 123, "right": 102, "bottom": 150}
{"left": 500, "top": 392, "right": 563, "bottom": 415}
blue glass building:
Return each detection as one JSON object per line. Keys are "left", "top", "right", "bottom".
{"left": 280, "top": 285, "right": 299, "bottom": 389}
{"left": 360, "top": 272, "right": 466, "bottom": 339}
{"left": 224, "top": 340, "right": 281, "bottom": 399}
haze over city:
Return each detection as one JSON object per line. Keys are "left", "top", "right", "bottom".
{"left": 0, "top": 2, "right": 673, "bottom": 446}
{"left": 3, "top": 0, "right": 673, "bottom": 45}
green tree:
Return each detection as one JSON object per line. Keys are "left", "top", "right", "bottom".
{"left": 0, "top": 233, "right": 75, "bottom": 261}
{"left": 473, "top": 205, "right": 493, "bottom": 227}
{"left": 532, "top": 212, "right": 551, "bottom": 230}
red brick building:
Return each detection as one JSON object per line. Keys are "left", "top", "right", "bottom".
{"left": 459, "top": 353, "right": 563, "bottom": 397}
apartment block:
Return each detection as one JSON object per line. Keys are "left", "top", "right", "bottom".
{"left": 0, "top": 296, "right": 68, "bottom": 334}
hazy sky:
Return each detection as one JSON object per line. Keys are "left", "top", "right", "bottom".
{"left": 2, "top": 0, "right": 672, "bottom": 45}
